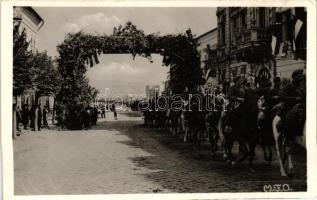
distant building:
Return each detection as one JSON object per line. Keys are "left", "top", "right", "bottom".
{"left": 145, "top": 85, "right": 150, "bottom": 98}
{"left": 215, "top": 7, "right": 306, "bottom": 92}
{"left": 145, "top": 85, "right": 160, "bottom": 99}
{"left": 196, "top": 28, "right": 218, "bottom": 93}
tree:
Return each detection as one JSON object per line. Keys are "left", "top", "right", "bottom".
{"left": 13, "top": 23, "right": 33, "bottom": 138}
{"left": 13, "top": 22, "right": 61, "bottom": 132}
{"left": 13, "top": 24, "right": 34, "bottom": 97}
{"left": 31, "top": 51, "right": 61, "bottom": 98}
{"left": 29, "top": 52, "right": 61, "bottom": 131}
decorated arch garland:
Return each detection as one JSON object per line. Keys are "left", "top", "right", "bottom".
{"left": 56, "top": 22, "right": 203, "bottom": 129}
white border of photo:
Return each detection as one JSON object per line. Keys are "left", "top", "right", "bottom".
{"left": 1, "top": 0, "right": 316, "bottom": 199}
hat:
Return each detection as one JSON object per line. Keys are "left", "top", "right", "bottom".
{"left": 233, "top": 75, "right": 241, "bottom": 83}
{"left": 273, "top": 77, "right": 281, "bottom": 84}
{"left": 292, "top": 69, "right": 304, "bottom": 79}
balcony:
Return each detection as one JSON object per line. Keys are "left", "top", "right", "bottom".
{"left": 234, "top": 28, "right": 269, "bottom": 47}
{"left": 203, "top": 48, "right": 218, "bottom": 66}
{"left": 216, "top": 46, "right": 227, "bottom": 59}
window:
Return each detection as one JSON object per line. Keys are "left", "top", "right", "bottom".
{"left": 250, "top": 64, "right": 256, "bottom": 76}
{"left": 275, "top": 9, "right": 299, "bottom": 50}
{"left": 282, "top": 10, "right": 293, "bottom": 42}
{"left": 241, "top": 11, "right": 247, "bottom": 29}
{"left": 219, "top": 69, "right": 226, "bottom": 82}
{"left": 219, "top": 14, "right": 226, "bottom": 46}
{"left": 259, "top": 8, "right": 266, "bottom": 28}
{"left": 220, "top": 22, "right": 226, "bottom": 45}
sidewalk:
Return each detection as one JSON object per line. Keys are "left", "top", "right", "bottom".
{"left": 14, "top": 114, "right": 168, "bottom": 195}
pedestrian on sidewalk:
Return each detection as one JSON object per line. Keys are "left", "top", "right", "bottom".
{"left": 112, "top": 103, "right": 117, "bottom": 120}
{"left": 22, "top": 104, "right": 30, "bottom": 129}
{"left": 30, "top": 105, "right": 35, "bottom": 130}
{"left": 37, "top": 104, "right": 42, "bottom": 131}
{"left": 42, "top": 105, "right": 49, "bottom": 128}
{"left": 92, "top": 106, "right": 98, "bottom": 125}
{"left": 101, "top": 106, "right": 106, "bottom": 118}
{"left": 83, "top": 105, "right": 92, "bottom": 129}
{"left": 16, "top": 105, "right": 22, "bottom": 133}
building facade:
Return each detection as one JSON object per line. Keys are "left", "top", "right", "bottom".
{"left": 13, "top": 7, "right": 51, "bottom": 109}
{"left": 14, "top": 7, "right": 44, "bottom": 52}
{"left": 213, "top": 7, "right": 306, "bottom": 92}
{"left": 145, "top": 85, "right": 160, "bottom": 99}
{"left": 196, "top": 28, "right": 218, "bottom": 93}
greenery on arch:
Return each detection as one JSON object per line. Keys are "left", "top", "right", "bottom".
{"left": 56, "top": 21, "right": 204, "bottom": 129}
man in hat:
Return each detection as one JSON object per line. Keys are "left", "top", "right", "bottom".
{"left": 266, "top": 77, "right": 283, "bottom": 112}
{"left": 283, "top": 69, "right": 306, "bottom": 109}
{"left": 227, "top": 75, "right": 245, "bottom": 109}
{"left": 42, "top": 105, "right": 49, "bottom": 128}
{"left": 22, "top": 104, "right": 30, "bottom": 130}
{"left": 277, "top": 69, "right": 306, "bottom": 140}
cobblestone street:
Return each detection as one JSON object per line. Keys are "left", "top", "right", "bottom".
{"left": 14, "top": 112, "right": 306, "bottom": 195}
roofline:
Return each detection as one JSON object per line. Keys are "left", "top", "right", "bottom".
{"left": 196, "top": 27, "right": 217, "bottom": 40}
{"left": 25, "top": 7, "right": 44, "bottom": 24}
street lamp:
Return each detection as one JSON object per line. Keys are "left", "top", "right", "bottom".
{"left": 105, "top": 88, "right": 109, "bottom": 111}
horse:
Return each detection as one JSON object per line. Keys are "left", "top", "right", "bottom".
{"left": 169, "top": 109, "right": 182, "bottom": 137}
{"left": 187, "top": 102, "right": 206, "bottom": 148}
{"left": 204, "top": 94, "right": 225, "bottom": 155}
{"left": 221, "top": 90, "right": 258, "bottom": 171}
{"left": 272, "top": 103, "right": 306, "bottom": 177}
{"left": 179, "top": 107, "right": 190, "bottom": 142}
{"left": 156, "top": 108, "right": 167, "bottom": 130}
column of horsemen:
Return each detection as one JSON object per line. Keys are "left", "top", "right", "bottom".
{"left": 142, "top": 69, "right": 306, "bottom": 176}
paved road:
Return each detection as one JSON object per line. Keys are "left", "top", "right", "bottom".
{"left": 14, "top": 112, "right": 306, "bottom": 195}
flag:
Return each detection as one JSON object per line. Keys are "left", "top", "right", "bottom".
{"left": 271, "top": 36, "right": 277, "bottom": 55}
{"left": 291, "top": 8, "right": 296, "bottom": 16}
{"left": 278, "top": 42, "right": 284, "bottom": 56}
{"left": 205, "top": 69, "right": 211, "bottom": 80}
{"left": 293, "top": 40, "right": 296, "bottom": 51}
{"left": 294, "top": 19, "right": 303, "bottom": 40}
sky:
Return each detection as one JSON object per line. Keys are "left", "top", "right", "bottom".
{"left": 34, "top": 7, "right": 217, "bottom": 96}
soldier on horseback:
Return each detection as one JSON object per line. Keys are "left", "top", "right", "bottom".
{"left": 266, "top": 77, "right": 283, "bottom": 110}
{"left": 257, "top": 77, "right": 282, "bottom": 162}
{"left": 278, "top": 69, "right": 306, "bottom": 147}
{"left": 271, "top": 69, "right": 306, "bottom": 177}
{"left": 222, "top": 75, "right": 247, "bottom": 163}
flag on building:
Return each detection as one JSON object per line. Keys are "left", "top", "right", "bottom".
{"left": 293, "top": 40, "right": 296, "bottom": 51}
{"left": 271, "top": 35, "right": 277, "bottom": 55}
{"left": 294, "top": 19, "right": 303, "bottom": 40}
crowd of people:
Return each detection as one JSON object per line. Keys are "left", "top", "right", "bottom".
{"left": 15, "top": 101, "right": 120, "bottom": 132}
{"left": 141, "top": 69, "right": 306, "bottom": 173}
{"left": 54, "top": 103, "right": 118, "bottom": 130}
{"left": 15, "top": 104, "right": 49, "bottom": 134}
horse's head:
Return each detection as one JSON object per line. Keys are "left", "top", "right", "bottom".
{"left": 257, "top": 96, "right": 265, "bottom": 109}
